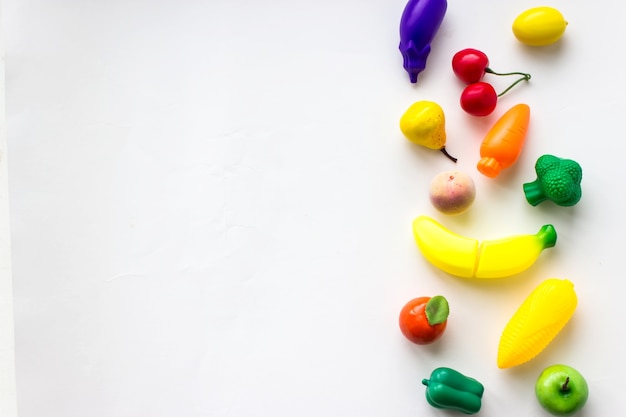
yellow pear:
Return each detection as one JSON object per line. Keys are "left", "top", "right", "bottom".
{"left": 400, "top": 101, "right": 456, "bottom": 162}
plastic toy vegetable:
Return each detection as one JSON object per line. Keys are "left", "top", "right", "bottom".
{"left": 452, "top": 48, "right": 532, "bottom": 85}
{"left": 412, "top": 215, "right": 556, "bottom": 278}
{"left": 498, "top": 278, "right": 577, "bottom": 369}
{"left": 422, "top": 367, "right": 484, "bottom": 414}
{"left": 513, "top": 7, "right": 568, "bottom": 46}
{"left": 399, "top": 296, "right": 449, "bottom": 345}
{"left": 477, "top": 103, "right": 530, "bottom": 178}
{"left": 523, "top": 154, "right": 583, "bottom": 206}
{"left": 399, "top": 0, "right": 447, "bottom": 83}
{"left": 400, "top": 101, "right": 457, "bottom": 162}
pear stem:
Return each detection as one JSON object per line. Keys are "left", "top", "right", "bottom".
{"left": 561, "top": 377, "right": 570, "bottom": 392}
{"left": 440, "top": 147, "right": 458, "bottom": 163}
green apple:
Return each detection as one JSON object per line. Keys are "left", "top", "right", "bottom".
{"left": 535, "top": 364, "right": 589, "bottom": 416}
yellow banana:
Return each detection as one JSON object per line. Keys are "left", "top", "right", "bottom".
{"left": 497, "top": 278, "right": 577, "bottom": 368}
{"left": 412, "top": 215, "right": 557, "bottom": 278}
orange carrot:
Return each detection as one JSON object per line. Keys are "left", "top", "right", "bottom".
{"left": 477, "top": 103, "right": 530, "bottom": 178}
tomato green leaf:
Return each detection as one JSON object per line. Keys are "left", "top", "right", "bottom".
{"left": 425, "top": 295, "right": 449, "bottom": 325}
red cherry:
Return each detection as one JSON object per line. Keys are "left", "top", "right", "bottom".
{"left": 452, "top": 48, "right": 532, "bottom": 87}
{"left": 452, "top": 48, "right": 490, "bottom": 84}
{"left": 460, "top": 82, "right": 497, "bottom": 117}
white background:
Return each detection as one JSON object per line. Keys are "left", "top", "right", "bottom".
{"left": 2, "top": 0, "right": 624, "bottom": 416}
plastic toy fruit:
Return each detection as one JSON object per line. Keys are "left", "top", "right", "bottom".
{"left": 455, "top": 50, "right": 531, "bottom": 117}
{"left": 400, "top": 101, "right": 457, "bottom": 162}
{"left": 453, "top": 48, "right": 491, "bottom": 84}
{"left": 429, "top": 170, "right": 475, "bottom": 215}
{"left": 460, "top": 82, "right": 498, "bottom": 117}
{"left": 452, "top": 48, "right": 531, "bottom": 85}
{"left": 513, "top": 6, "right": 568, "bottom": 46}
{"left": 477, "top": 103, "right": 530, "bottom": 178}
{"left": 523, "top": 154, "right": 583, "bottom": 206}
{"left": 399, "top": 0, "right": 447, "bottom": 83}
{"left": 422, "top": 367, "right": 484, "bottom": 414}
{"left": 412, "top": 215, "right": 556, "bottom": 278}
{"left": 535, "top": 364, "right": 589, "bottom": 416}
{"left": 460, "top": 75, "right": 530, "bottom": 117}
{"left": 498, "top": 279, "right": 577, "bottom": 369}
{"left": 398, "top": 295, "right": 449, "bottom": 345}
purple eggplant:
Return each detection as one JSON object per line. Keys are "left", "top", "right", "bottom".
{"left": 399, "top": 0, "right": 447, "bottom": 83}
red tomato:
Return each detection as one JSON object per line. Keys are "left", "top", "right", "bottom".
{"left": 460, "top": 82, "right": 497, "bottom": 116}
{"left": 398, "top": 296, "right": 449, "bottom": 345}
{"left": 452, "top": 48, "right": 490, "bottom": 84}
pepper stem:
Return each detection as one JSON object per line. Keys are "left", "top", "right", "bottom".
{"left": 561, "top": 377, "right": 570, "bottom": 392}
{"left": 497, "top": 73, "right": 532, "bottom": 97}
{"left": 440, "top": 147, "right": 458, "bottom": 163}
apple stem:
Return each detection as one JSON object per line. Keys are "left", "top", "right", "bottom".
{"left": 561, "top": 377, "right": 570, "bottom": 392}
{"left": 440, "top": 147, "right": 458, "bottom": 163}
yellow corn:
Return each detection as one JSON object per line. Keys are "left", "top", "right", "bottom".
{"left": 497, "top": 278, "right": 577, "bottom": 369}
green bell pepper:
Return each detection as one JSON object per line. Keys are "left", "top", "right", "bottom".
{"left": 422, "top": 367, "right": 484, "bottom": 414}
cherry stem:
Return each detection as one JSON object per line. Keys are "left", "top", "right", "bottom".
{"left": 561, "top": 377, "right": 570, "bottom": 392}
{"left": 440, "top": 147, "right": 458, "bottom": 163}
{"left": 485, "top": 68, "right": 531, "bottom": 78}
{"left": 497, "top": 73, "right": 532, "bottom": 97}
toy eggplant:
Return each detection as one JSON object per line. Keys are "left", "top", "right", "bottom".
{"left": 399, "top": 0, "right": 447, "bottom": 83}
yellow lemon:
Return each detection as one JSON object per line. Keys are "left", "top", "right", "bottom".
{"left": 512, "top": 7, "right": 568, "bottom": 46}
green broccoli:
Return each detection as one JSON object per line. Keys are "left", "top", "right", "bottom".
{"left": 523, "top": 154, "right": 582, "bottom": 207}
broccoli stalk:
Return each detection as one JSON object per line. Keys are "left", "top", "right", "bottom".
{"left": 523, "top": 155, "right": 582, "bottom": 207}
